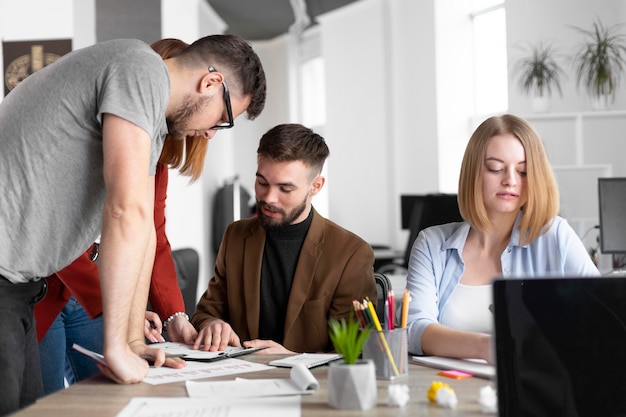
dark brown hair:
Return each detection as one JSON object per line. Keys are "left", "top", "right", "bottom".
{"left": 257, "top": 124, "right": 329, "bottom": 180}
{"left": 176, "top": 34, "right": 266, "bottom": 120}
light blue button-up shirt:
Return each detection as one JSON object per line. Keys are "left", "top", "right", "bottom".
{"left": 406, "top": 214, "right": 600, "bottom": 354}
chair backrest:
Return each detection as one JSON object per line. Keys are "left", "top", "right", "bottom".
{"left": 374, "top": 272, "right": 392, "bottom": 324}
{"left": 171, "top": 248, "right": 200, "bottom": 316}
{"left": 403, "top": 194, "right": 463, "bottom": 268}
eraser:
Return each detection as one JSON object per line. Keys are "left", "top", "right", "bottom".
{"left": 437, "top": 369, "right": 473, "bottom": 379}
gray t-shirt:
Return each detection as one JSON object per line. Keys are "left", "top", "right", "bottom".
{"left": 0, "top": 39, "right": 169, "bottom": 283}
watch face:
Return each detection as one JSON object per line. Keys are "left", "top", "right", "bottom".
{"left": 2, "top": 39, "right": 71, "bottom": 96}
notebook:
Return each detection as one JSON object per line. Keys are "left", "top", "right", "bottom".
{"left": 269, "top": 353, "right": 342, "bottom": 368}
{"left": 493, "top": 276, "right": 626, "bottom": 417}
{"left": 411, "top": 355, "right": 495, "bottom": 379}
{"left": 146, "top": 342, "right": 267, "bottom": 362}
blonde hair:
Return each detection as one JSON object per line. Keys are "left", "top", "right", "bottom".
{"left": 150, "top": 38, "right": 208, "bottom": 182}
{"left": 458, "top": 114, "right": 559, "bottom": 245}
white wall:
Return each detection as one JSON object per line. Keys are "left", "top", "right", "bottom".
{"left": 507, "top": 0, "right": 626, "bottom": 114}
{"left": 2, "top": 0, "right": 625, "bottom": 284}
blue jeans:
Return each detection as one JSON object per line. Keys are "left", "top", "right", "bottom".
{"left": 0, "top": 276, "right": 47, "bottom": 416}
{"left": 38, "top": 296, "right": 103, "bottom": 395}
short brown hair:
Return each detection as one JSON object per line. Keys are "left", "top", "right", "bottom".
{"left": 257, "top": 124, "right": 329, "bottom": 180}
{"left": 458, "top": 114, "right": 559, "bottom": 245}
{"left": 176, "top": 34, "right": 266, "bottom": 120}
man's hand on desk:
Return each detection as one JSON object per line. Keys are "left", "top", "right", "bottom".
{"left": 242, "top": 339, "right": 294, "bottom": 354}
{"left": 99, "top": 344, "right": 149, "bottom": 384}
{"left": 193, "top": 319, "right": 242, "bottom": 351}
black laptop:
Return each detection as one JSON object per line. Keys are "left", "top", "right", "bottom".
{"left": 493, "top": 276, "right": 626, "bottom": 417}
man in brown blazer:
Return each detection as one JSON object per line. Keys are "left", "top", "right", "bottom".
{"left": 191, "top": 124, "right": 376, "bottom": 353}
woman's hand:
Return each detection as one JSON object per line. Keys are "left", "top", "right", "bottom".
{"left": 144, "top": 311, "right": 165, "bottom": 343}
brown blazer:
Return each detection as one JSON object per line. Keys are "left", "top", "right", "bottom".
{"left": 192, "top": 209, "right": 376, "bottom": 353}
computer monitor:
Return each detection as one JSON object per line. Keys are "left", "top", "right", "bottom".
{"left": 598, "top": 177, "right": 626, "bottom": 254}
{"left": 493, "top": 276, "right": 626, "bottom": 417}
{"left": 400, "top": 195, "right": 426, "bottom": 230}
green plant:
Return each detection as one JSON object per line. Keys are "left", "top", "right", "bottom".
{"left": 572, "top": 20, "right": 626, "bottom": 102}
{"left": 328, "top": 315, "right": 372, "bottom": 365}
{"left": 513, "top": 42, "right": 565, "bottom": 97}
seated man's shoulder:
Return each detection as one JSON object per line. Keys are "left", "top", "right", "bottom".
{"left": 321, "top": 217, "right": 369, "bottom": 247}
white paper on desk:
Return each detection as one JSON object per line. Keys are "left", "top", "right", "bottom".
{"left": 411, "top": 355, "right": 495, "bottom": 379}
{"left": 144, "top": 358, "right": 273, "bottom": 385}
{"left": 186, "top": 363, "right": 319, "bottom": 398}
{"left": 115, "top": 396, "right": 301, "bottom": 417}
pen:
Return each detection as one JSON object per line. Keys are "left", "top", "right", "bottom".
{"left": 140, "top": 353, "right": 186, "bottom": 365}
{"left": 388, "top": 290, "right": 395, "bottom": 330}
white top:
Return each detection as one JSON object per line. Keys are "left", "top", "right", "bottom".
{"left": 439, "top": 284, "right": 493, "bottom": 334}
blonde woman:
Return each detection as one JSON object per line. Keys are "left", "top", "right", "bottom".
{"left": 406, "top": 114, "right": 599, "bottom": 363}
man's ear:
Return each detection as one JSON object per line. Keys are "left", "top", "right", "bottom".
{"left": 309, "top": 175, "right": 325, "bottom": 196}
{"left": 199, "top": 70, "right": 223, "bottom": 93}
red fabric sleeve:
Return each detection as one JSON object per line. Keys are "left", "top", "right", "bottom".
{"left": 34, "top": 249, "right": 101, "bottom": 342}
{"left": 148, "top": 163, "right": 186, "bottom": 319}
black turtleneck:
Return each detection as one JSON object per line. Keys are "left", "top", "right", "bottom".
{"left": 258, "top": 209, "right": 313, "bottom": 343}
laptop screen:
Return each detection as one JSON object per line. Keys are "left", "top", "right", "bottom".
{"left": 493, "top": 277, "right": 626, "bottom": 417}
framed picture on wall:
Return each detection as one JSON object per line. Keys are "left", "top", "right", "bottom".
{"left": 3, "top": 38, "right": 72, "bottom": 96}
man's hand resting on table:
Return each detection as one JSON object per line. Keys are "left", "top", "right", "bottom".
{"left": 243, "top": 339, "right": 295, "bottom": 354}
{"left": 193, "top": 319, "right": 241, "bottom": 351}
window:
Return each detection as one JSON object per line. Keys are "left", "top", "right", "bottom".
{"left": 299, "top": 56, "right": 326, "bottom": 127}
{"left": 471, "top": 0, "right": 508, "bottom": 115}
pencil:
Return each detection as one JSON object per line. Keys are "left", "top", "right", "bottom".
{"left": 401, "top": 288, "right": 410, "bottom": 328}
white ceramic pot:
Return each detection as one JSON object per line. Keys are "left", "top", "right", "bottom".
{"left": 591, "top": 94, "right": 611, "bottom": 111}
{"left": 531, "top": 95, "right": 550, "bottom": 113}
{"left": 327, "top": 359, "right": 377, "bottom": 410}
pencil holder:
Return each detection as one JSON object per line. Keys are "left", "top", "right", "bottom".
{"left": 361, "top": 327, "right": 408, "bottom": 380}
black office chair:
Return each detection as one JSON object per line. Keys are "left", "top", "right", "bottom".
{"left": 171, "top": 248, "right": 200, "bottom": 316}
{"left": 374, "top": 272, "right": 392, "bottom": 324}
{"left": 377, "top": 194, "right": 463, "bottom": 274}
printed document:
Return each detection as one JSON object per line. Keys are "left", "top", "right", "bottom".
{"left": 186, "top": 363, "right": 319, "bottom": 398}
{"left": 115, "top": 396, "right": 301, "bottom": 417}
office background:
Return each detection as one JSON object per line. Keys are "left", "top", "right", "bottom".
{"left": 1, "top": 0, "right": 624, "bottom": 297}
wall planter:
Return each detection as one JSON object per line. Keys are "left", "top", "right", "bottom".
{"left": 512, "top": 42, "right": 565, "bottom": 113}
{"left": 572, "top": 20, "right": 626, "bottom": 110}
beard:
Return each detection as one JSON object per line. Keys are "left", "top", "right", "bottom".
{"left": 257, "top": 197, "right": 308, "bottom": 230}
{"left": 166, "top": 94, "right": 211, "bottom": 140}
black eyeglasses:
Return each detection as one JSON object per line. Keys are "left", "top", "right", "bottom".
{"left": 208, "top": 66, "right": 234, "bottom": 130}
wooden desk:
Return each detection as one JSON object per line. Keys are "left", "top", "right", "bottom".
{"left": 12, "top": 355, "right": 493, "bottom": 416}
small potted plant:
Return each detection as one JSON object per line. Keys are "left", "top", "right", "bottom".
{"left": 512, "top": 41, "right": 565, "bottom": 112}
{"left": 572, "top": 20, "right": 626, "bottom": 110}
{"left": 327, "top": 315, "right": 377, "bottom": 410}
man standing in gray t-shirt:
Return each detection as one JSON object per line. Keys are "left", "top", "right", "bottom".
{"left": 0, "top": 34, "right": 266, "bottom": 414}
